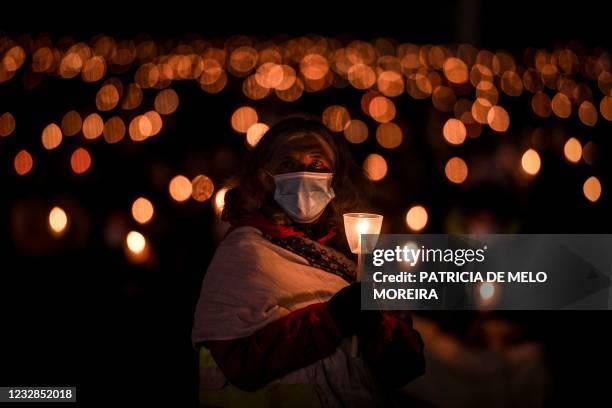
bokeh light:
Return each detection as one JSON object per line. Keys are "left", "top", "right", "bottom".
{"left": 83, "top": 113, "right": 104, "bottom": 139}
{"left": 443, "top": 118, "right": 466, "bottom": 145}
{"left": 155, "top": 89, "right": 179, "bottom": 115}
{"left": 132, "top": 197, "right": 154, "bottom": 224}
{"left": 583, "top": 176, "right": 601, "bottom": 203}
{"left": 126, "top": 231, "right": 146, "bottom": 254}
{"left": 376, "top": 122, "right": 403, "bottom": 149}
{"left": 322, "top": 105, "right": 350, "bottom": 132}
{"left": 231, "top": 107, "right": 258, "bottom": 133}
{"left": 48, "top": 206, "right": 68, "bottom": 237}
{"left": 343, "top": 119, "right": 369, "bottom": 144}
{"left": 521, "top": 149, "right": 541, "bottom": 176}
{"left": 214, "top": 187, "right": 229, "bottom": 216}
{"left": 563, "top": 138, "right": 582, "bottom": 164}
{"left": 42, "top": 123, "right": 63, "bottom": 150}
{"left": 486, "top": 106, "right": 510, "bottom": 132}
{"left": 61, "top": 111, "right": 82, "bottom": 136}
{"left": 169, "top": 175, "right": 192, "bottom": 202}
{"left": 70, "top": 147, "right": 92, "bottom": 174}
{"left": 445, "top": 157, "right": 469, "bottom": 184}
{"left": 14, "top": 150, "right": 33, "bottom": 175}
{"left": 0, "top": 112, "right": 16, "bottom": 137}
{"left": 406, "top": 205, "right": 428, "bottom": 232}
{"left": 363, "top": 154, "right": 388, "bottom": 181}
{"left": 246, "top": 123, "right": 269, "bottom": 147}
{"left": 191, "top": 175, "right": 215, "bottom": 202}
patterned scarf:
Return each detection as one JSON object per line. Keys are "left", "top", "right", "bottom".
{"left": 232, "top": 213, "right": 356, "bottom": 284}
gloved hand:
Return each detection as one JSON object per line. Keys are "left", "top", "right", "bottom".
{"left": 327, "top": 282, "right": 383, "bottom": 336}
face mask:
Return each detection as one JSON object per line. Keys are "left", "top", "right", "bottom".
{"left": 270, "top": 171, "right": 335, "bottom": 223}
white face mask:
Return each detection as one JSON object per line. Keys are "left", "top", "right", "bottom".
{"left": 270, "top": 171, "right": 335, "bottom": 223}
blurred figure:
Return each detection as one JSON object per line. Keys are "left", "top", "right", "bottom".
{"left": 401, "top": 313, "right": 550, "bottom": 408}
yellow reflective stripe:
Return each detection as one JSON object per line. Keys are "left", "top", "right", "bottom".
{"left": 199, "top": 383, "right": 321, "bottom": 408}
{"left": 200, "top": 347, "right": 218, "bottom": 369}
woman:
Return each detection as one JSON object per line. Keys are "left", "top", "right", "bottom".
{"left": 192, "top": 117, "right": 425, "bottom": 407}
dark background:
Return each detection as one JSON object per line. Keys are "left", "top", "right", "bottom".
{"left": 1, "top": 1, "right": 611, "bottom": 406}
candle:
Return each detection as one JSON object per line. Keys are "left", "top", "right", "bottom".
{"left": 343, "top": 213, "right": 383, "bottom": 357}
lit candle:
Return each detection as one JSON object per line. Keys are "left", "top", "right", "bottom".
{"left": 343, "top": 213, "right": 383, "bottom": 357}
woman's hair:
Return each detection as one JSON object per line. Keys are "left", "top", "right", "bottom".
{"left": 222, "top": 115, "right": 372, "bottom": 229}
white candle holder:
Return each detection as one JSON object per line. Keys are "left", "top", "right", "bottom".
{"left": 343, "top": 213, "right": 383, "bottom": 357}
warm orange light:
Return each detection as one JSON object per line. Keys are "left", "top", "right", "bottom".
{"left": 600, "top": 96, "right": 612, "bottom": 121}
{"left": 169, "top": 175, "right": 192, "bottom": 202}
{"left": 103, "top": 117, "right": 126, "bottom": 144}
{"left": 376, "top": 122, "right": 403, "bottom": 149}
{"left": 61, "top": 111, "right": 82, "bottom": 136}
{"left": 0, "top": 112, "right": 16, "bottom": 137}
{"left": 82, "top": 56, "right": 106, "bottom": 82}
{"left": 42, "top": 123, "right": 63, "bottom": 150}
{"left": 501, "top": 71, "right": 523, "bottom": 97}
{"left": 531, "top": 92, "right": 552, "bottom": 118}
{"left": 443, "top": 57, "right": 469, "bottom": 84}
{"left": 363, "top": 154, "right": 388, "bottom": 181}
{"left": 348, "top": 64, "right": 376, "bottom": 89}
{"left": 132, "top": 197, "right": 154, "bottom": 224}
{"left": 377, "top": 71, "right": 404, "bottom": 97}
{"left": 471, "top": 98, "right": 493, "bottom": 124}
{"left": 583, "top": 176, "right": 601, "bottom": 203}
{"left": 445, "top": 157, "right": 468, "bottom": 184}
{"left": 563, "top": 137, "right": 582, "bottom": 164}
{"left": 70, "top": 147, "right": 92, "bottom": 174}
{"left": 486, "top": 106, "right": 510, "bottom": 132}
{"left": 83, "top": 113, "right": 104, "bottom": 139}
{"left": 143, "top": 111, "right": 163, "bottom": 136}
{"left": 121, "top": 83, "right": 143, "bottom": 110}
{"left": 443, "top": 118, "right": 466, "bottom": 145}
{"left": 231, "top": 107, "right": 258, "bottom": 134}
{"left": 405, "top": 205, "right": 428, "bottom": 232}
{"left": 578, "top": 101, "right": 597, "bottom": 127}
{"left": 49, "top": 206, "right": 69, "bottom": 236}
{"left": 129, "top": 115, "right": 153, "bottom": 141}
{"left": 300, "top": 54, "right": 329, "bottom": 81}
{"left": 246, "top": 123, "right": 269, "bottom": 147}
{"left": 96, "top": 84, "right": 120, "bottom": 111}
{"left": 432, "top": 86, "right": 456, "bottom": 112}
{"left": 192, "top": 175, "right": 215, "bottom": 202}
{"left": 154, "top": 88, "right": 179, "bottom": 115}
{"left": 255, "top": 62, "right": 284, "bottom": 89}
{"left": 126, "top": 231, "right": 146, "bottom": 254}
{"left": 521, "top": 149, "right": 541, "bottom": 176}
{"left": 322, "top": 105, "right": 350, "bottom": 132}
{"left": 14, "top": 150, "right": 33, "bottom": 175}
{"left": 551, "top": 93, "right": 571, "bottom": 118}
{"left": 368, "top": 96, "right": 396, "bottom": 123}
{"left": 214, "top": 187, "right": 229, "bottom": 216}
{"left": 343, "top": 119, "right": 369, "bottom": 144}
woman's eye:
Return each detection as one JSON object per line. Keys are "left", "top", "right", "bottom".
{"left": 310, "top": 159, "right": 326, "bottom": 170}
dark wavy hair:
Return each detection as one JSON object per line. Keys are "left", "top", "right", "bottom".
{"left": 222, "top": 116, "right": 372, "bottom": 233}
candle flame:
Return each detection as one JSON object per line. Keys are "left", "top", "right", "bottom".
{"left": 357, "top": 219, "right": 369, "bottom": 234}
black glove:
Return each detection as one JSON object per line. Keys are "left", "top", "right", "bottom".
{"left": 327, "top": 282, "right": 383, "bottom": 336}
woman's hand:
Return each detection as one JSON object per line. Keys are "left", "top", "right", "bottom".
{"left": 327, "top": 282, "right": 383, "bottom": 337}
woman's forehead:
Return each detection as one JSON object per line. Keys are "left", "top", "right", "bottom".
{"left": 275, "top": 132, "right": 335, "bottom": 159}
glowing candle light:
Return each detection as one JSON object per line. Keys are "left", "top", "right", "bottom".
{"left": 479, "top": 282, "right": 495, "bottom": 300}
{"left": 343, "top": 213, "right": 383, "bottom": 357}
{"left": 126, "top": 231, "right": 146, "bottom": 254}
{"left": 49, "top": 206, "right": 68, "bottom": 237}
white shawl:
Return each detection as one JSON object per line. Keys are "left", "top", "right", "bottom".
{"left": 192, "top": 226, "right": 350, "bottom": 343}
{"left": 192, "top": 226, "right": 388, "bottom": 407}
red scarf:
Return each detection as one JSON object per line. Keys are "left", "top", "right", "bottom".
{"left": 229, "top": 213, "right": 337, "bottom": 245}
